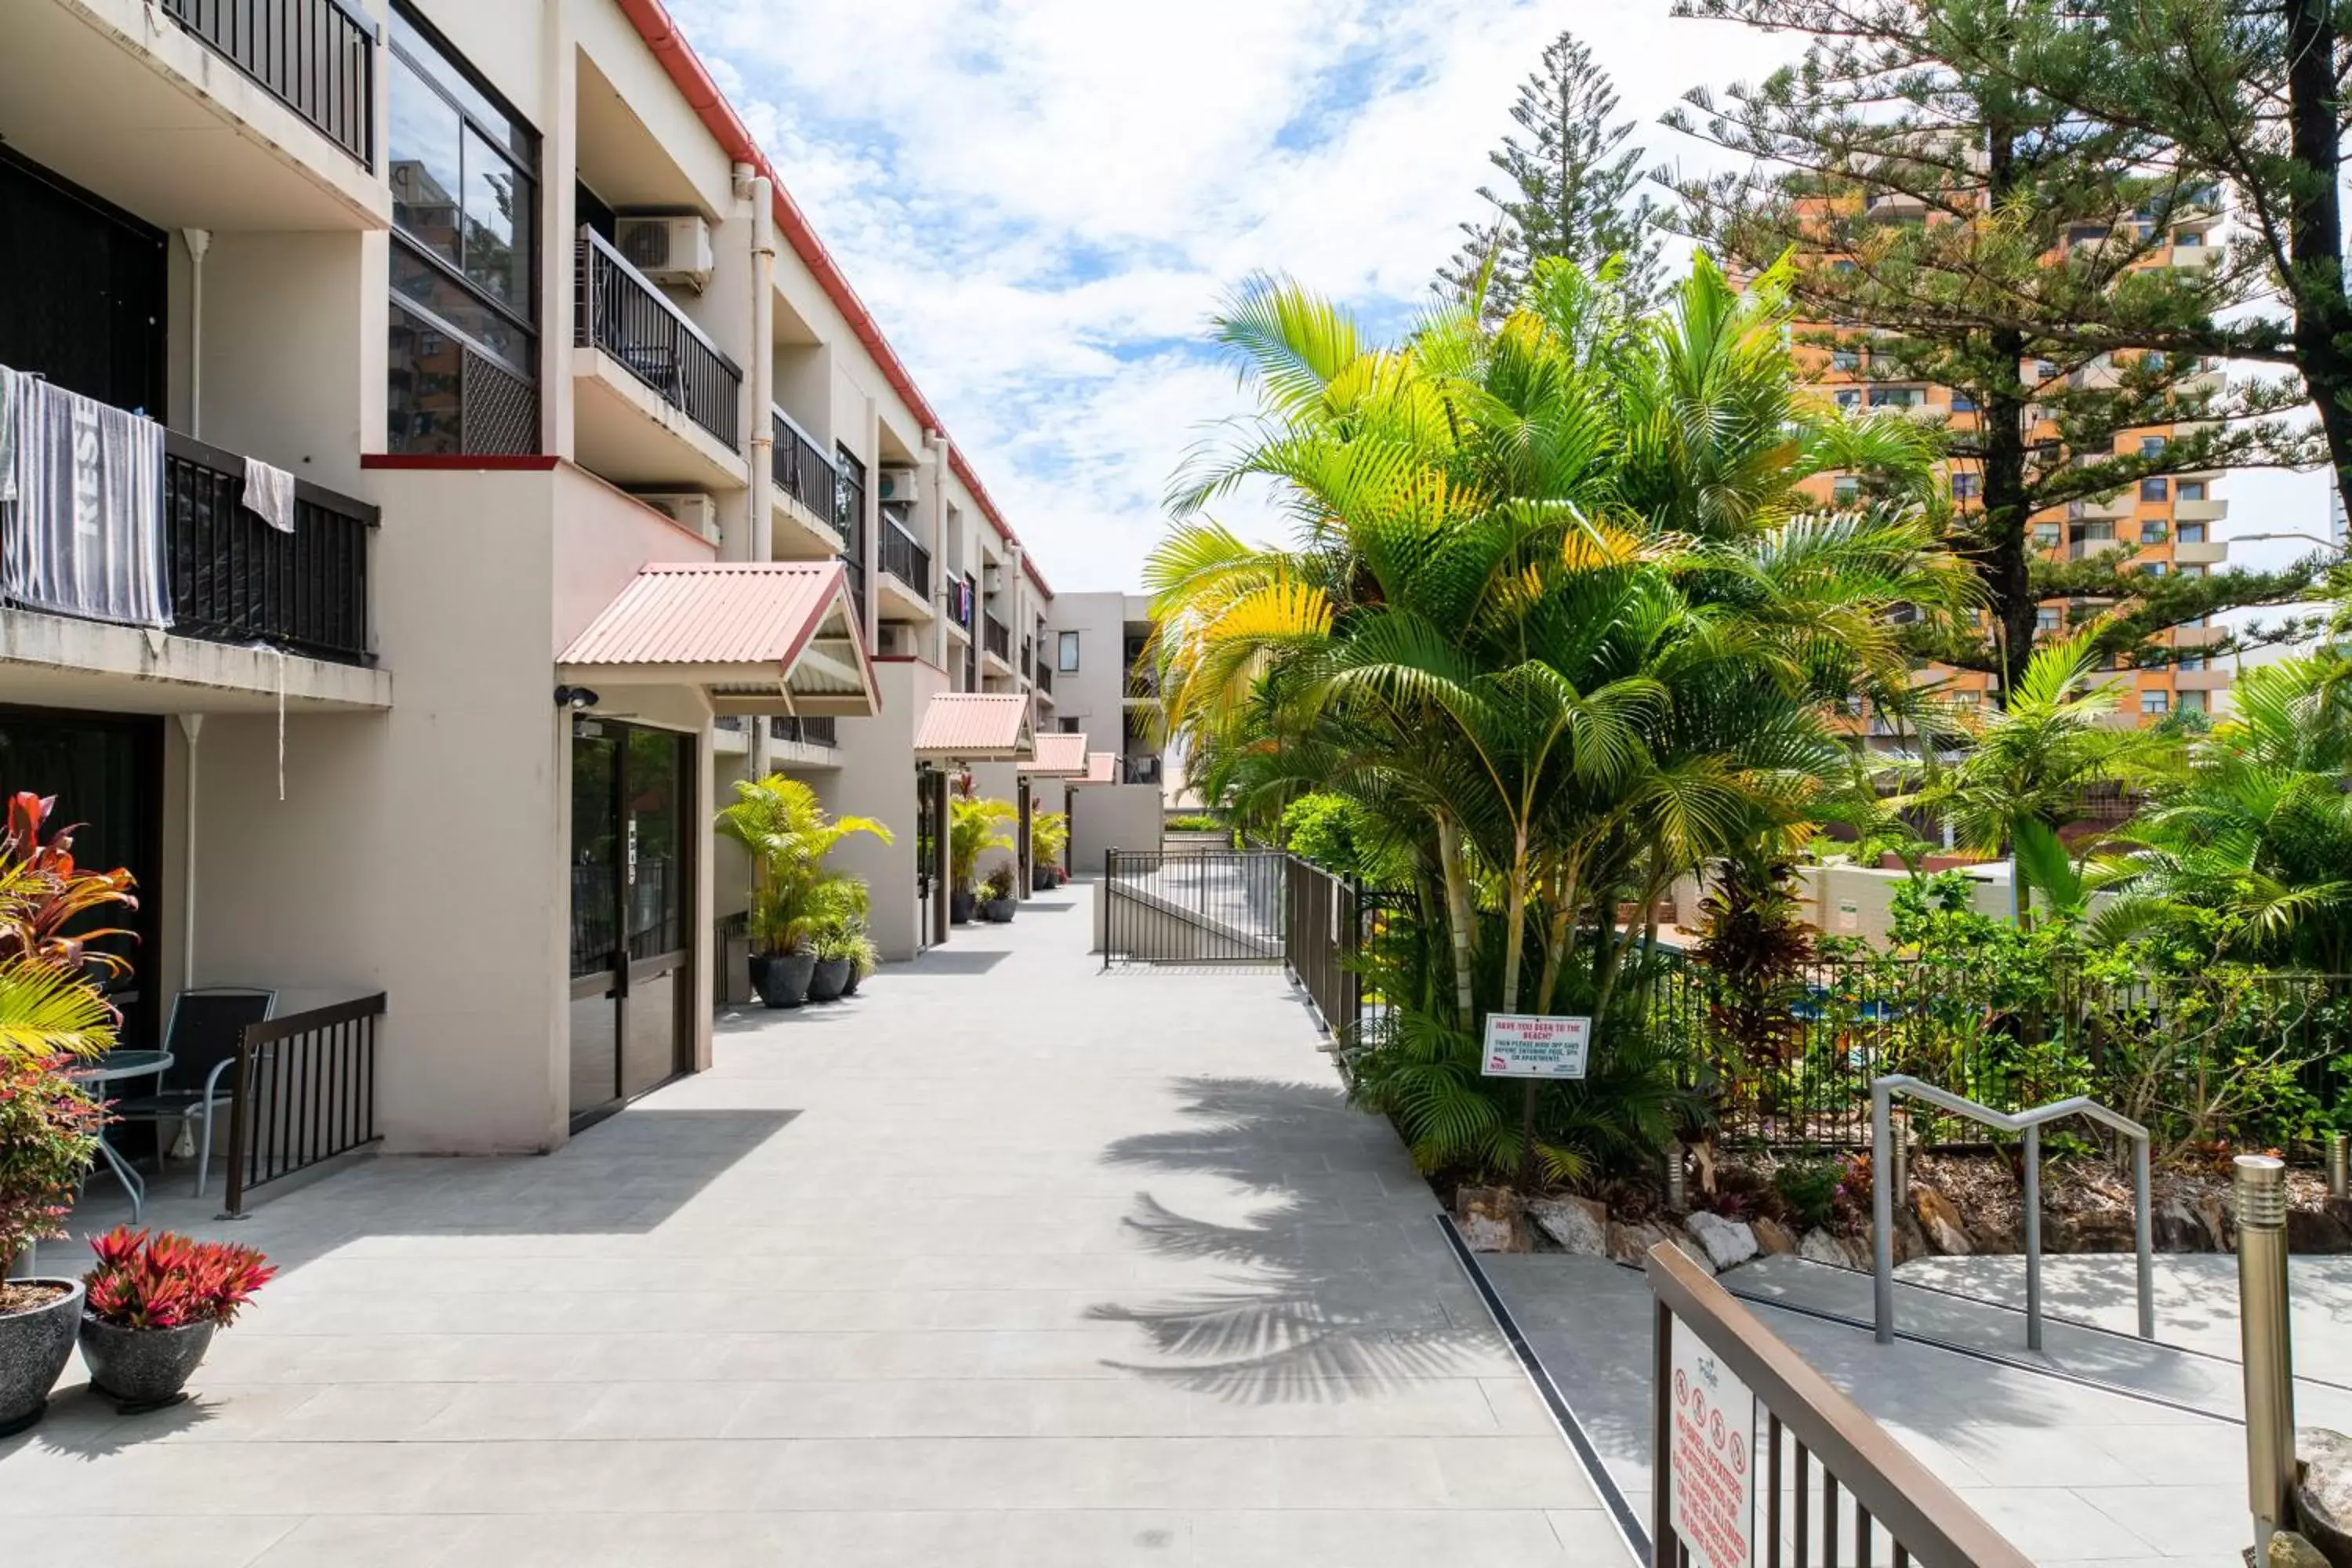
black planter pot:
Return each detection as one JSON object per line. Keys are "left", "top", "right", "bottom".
{"left": 807, "top": 956, "right": 851, "bottom": 1003}
{"left": 1032, "top": 866, "right": 1057, "bottom": 892}
{"left": 949, "top": 889, "right": 977, "bottom": 924}
{"left": 753, "top": 950, "right": 816, "bottom": 1008}
{"left": 981, "top": 897, "right": 1017, "bottom": 923}
{"left": 0, "top": 1279, "right": 84, "bottom": 1436}
{"left": 79, "top": 1316, "right": 217, "bottom": 1409}
{"left": 842, "top": 964, "right": 865, "bottom": 996}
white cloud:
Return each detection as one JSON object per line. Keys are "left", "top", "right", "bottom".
{"left": 673, "top": 0, "right": 1786, "bottom": 592}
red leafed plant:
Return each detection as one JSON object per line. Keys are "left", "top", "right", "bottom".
{"left": 0, "top": 792, "right": 139, "bottom": 978}
{"left": 82, "top": 1228, "right": 275, "bottom": 1330}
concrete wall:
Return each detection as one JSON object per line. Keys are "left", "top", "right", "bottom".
{"left": 1069, "top": 782, "right": 1164, "bottom": 877}
{"left": 826, "top": 660, "right": 942, "bottom": 962}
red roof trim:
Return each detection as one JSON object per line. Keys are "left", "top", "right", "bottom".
{"left": 615, "top": 0, "right": 1051, "bottom": 601}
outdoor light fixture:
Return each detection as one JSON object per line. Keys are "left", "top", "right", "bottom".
{"left": 554, "top": 685, "right": 600, "bottom": 710}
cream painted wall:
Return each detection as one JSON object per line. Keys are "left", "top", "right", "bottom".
{"left": 410, "top": 0, "right": 550, "bottom": 126}
{"left": 1069, "top": 783, "right": 1165, "bottom": 878}
{"left": 826, "top": 661, "right": 941, "bottom": 961}
{"left": 550, "top": 465, "right": 717, "bottom": 652}
{"left": 186, "top": 231, "right": 375, "bottom": 495}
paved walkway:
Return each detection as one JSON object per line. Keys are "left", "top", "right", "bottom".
{"left": 2, "top": 884, "right": 1610, "bottom": 1565}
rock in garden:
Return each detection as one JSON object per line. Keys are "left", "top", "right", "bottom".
{"left": 2288, "top": 1205, "right": 2352, "bottom": 1255}
{"left": 2197, "top": 1192, "right": 2237, "bottom": 1254}
{"left": 1684, "top": 1211, "right": 1759, "bottom": 1271}
{"left": 2154, "top": 1197, "right": 2211, "bottom": 1253}
{"left": 1751, "top": 1217, "right": 1798, "bottom": 1256}
{"left": 1530, "top": 1195, "right": 1609, "bottom": 1256}
{"left": 1913, "top": 1188, "right": 1973, "bottom": 1255}
{"left": 1456, "top": 1186, "right": 1529, "bottom": 1253}
{"left": 1799, "top": 1229, "right": 1860, "bottom": 1271}
{"left": 1606, "top": 1219, "right": 1676, "bottom": 1267}
{"left": 2270, "top": 1529, "right": 2331, "bottom": 1568}
{"left": 2297, "top": 1427, "right": 2352, "bottom": 1566}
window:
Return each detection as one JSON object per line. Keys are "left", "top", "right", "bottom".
{"left": 1831, "top": 349, "right": 1860, "bottom": 372}
{"left": 2036, "top": 608, "right": 2062, "bottom": 634}
{"left": 1058, "top": 630, "right": 1080, "bottom": 672}
{"left": 2140, "top": 477, "right": 2169, "bottom": 502}
{"left": 386, "top": 3, "right": 539, "bottom": 456}
{"left": 2177, "top": 480, "right": 2206, "bottom": 501}
{"left": 2141, "top": 690, "right": 2170, "bottom": 715}
{"left": 2178, "top": 689, "right": 2209, "bottom": 713}
{"left": 2140, "top": 435, "right": 2168, "bottom": 457}
{"left": 1834, "top": 388, "right": 1860, "bottom": 409}
{"left": 2034, "top": 523, "right": 2062, "bottom": 548}
{"left": 1058, "top": 717, "right": 1081, "bottom": 734}
{"left": 2173, "top": 229, "right": 2204, "bottom": 246}
{"left": 2143, "top": 561, "right": 2169, "bottom": 576}
{"left": 2068, "top": 226, "right": 2109, "bottom": 246}
{"left": 2177, "top": 655, "right": 2207, "bottom": 672}
{"left": 1868, "top": 386, "right": 1924, "bottom": 407}
{"left": 1832, "top": 476, "right": 1860, "bottom": 504}
{"left": 2140, "top": 521, "right": 2169, "bottom": 543}
{"left": 1951, "top": 471, "right": 1980, "bottom": 500}
{"left": 2178, "top": 562, "right": 2208, "bottom": 579}
{"left": 1950, "top": 392, "right": 1977, "bottom": 412}
{"left": 2177, "top": 522, "right": 2205, "bottom": 545}
{"left": 2034, "top": 359, "right": 2057, "bottom": 381}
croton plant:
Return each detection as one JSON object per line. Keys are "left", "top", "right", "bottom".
{"left": 83, "top": 1228, "right": 275, "bottom": 1330}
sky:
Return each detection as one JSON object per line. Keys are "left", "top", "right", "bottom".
{"left": 668, "top": 0, "right": 2341, "bottom": 603}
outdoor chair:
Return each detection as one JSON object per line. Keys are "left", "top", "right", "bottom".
{"left": 106, "top": 985, "right": 278, "bottom": 1200}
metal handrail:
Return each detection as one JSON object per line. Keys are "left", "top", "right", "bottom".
{"left": 1871, "top": 1073, "right": 2153, "bottom": 1350}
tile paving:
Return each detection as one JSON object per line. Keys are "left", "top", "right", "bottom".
{"left": 0, "top": 884, "right": 1610, "bottom": 1565}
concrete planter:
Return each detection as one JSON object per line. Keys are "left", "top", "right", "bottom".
{"left": 80, "top": 1315, "right": 217, "bottom": 1407}
{"left": 751, "top": 951, "right": 815, "bottom": 1008}
{"left": 806, "top": 956, "right": 851, "bottom": 1004}
{"left": 0, "top": 1279, "right": 85, "bottom": 1436}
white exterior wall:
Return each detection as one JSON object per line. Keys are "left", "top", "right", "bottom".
{"left": 1069, "top": 783, "right": 1166, "bottom": 878}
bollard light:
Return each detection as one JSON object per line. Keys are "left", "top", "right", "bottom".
{"left": 2234, "top": 1154, "right": 2296, "bottom": 1563}
{"left": 2328, "top": 1131, "right": 2349, "bottom": 1201}
{"left": 1663, "top": 1139, "right": 1688, "bottom": 1212}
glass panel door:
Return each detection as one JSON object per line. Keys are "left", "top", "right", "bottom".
{"left": 620, "top": 726, "right": 687, "bottom": 1101}
{"left": 568, "top": 723, "right": 620, "bottom": 1125}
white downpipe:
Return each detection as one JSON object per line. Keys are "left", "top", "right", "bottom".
{"left": 183, "top": 230, "right": 210, "bottom": 437}
{"left": 176, "top": 713, "right": 202, "bottom": 990}
{"left": 742, "top": 165, "right": 777, "bottom": 566}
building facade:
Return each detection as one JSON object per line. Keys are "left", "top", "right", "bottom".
{"left": 0, "top": 0, "right": 1152, "bottom": 1160}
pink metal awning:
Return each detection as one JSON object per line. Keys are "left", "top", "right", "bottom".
{"left": 913, "top": 692, "right": 1035, "bottom": 761}
{"left": 1072, "top": 750, "right": 1119, "bottom": 786}
{"left": 1019, "top": 731, "right": 1089, "bottom": 777}
{"left": 557, "top": 561, "right": 876, "bottom": 716}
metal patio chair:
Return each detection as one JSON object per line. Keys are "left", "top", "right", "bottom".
{"left": 107, "top": 985, "right": 278, "bottom": 1199}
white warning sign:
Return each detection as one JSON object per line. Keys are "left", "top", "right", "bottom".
{"left": 1669, "top": 1316, "right": 1756, "bottom": 1568}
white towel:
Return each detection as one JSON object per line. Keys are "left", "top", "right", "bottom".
{"left": 0, "top": 364, "right": 22, "bottom": 503}
{"left": 4, "top": 378, "right": 169, "bottom": 629}
{"left": 242, "top": 455, "right": 296, "bottom": 533}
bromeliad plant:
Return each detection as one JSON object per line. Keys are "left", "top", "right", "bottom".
{"left": 83, "top": 1227, "right": 275, "bottom": 1330}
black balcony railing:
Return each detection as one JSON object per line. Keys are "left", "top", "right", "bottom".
{"left": 576, "top": 227, "right": 742, "bottom": 448}
{"left": 1021, "top": 637, "right": 1033, "bottom": 677}
{"left": 163, "top": 430, "right": 376, "bottom": 664}
{"left": 1034, "top": 660, "right": 1052, "bottom": 694}
{"left": 162, "top": 0, "right": 376, "bottom": 169}
{"left": 880, "top": 514, "right": 931, "bottom": 598}
{"left": 221, "top": 991, "right": 387, "bottom": 1218}
{"left": 1122, "top": 755, "right": 1163, "bottom": 785}
{"left": 983, "top": 613, "right": 1011, "bottom": 664}
{"left": 771, "top": 408, "right": 837, "bottom": 526}
{"left": 770, "top": 714, "right": 838, "bottom": 747}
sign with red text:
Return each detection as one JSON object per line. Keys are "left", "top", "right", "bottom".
{"left": 1479, "top": 1014, "right": 1591, "bottom": 1079}
{"left": 1669, "top": 1316, "right": 1756, "bottom": 1568}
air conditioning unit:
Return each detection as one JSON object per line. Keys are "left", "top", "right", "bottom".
{"left": 635, "top": 492, "right": 720, "bottom": 546}
{"left": 876, "top": 467, "right": 922, "bottom": 506}
{"left": 875, "top": 622, "right": 919, "bottom": 658}
{"left": 615, "top": 216, "right": 714, "bottom": 293}
{"left": 982, "top": 563, "right": 1004, "bottom": 593}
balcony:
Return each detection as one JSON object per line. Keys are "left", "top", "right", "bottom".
{"left": 162, "top": 0, "right": 375, "bottom": 169}
{"left": 573, "top": 227, "right": 746, "bottom": 488}
{"left": 1121, "top": 755, "right": 1163, "bottom": 786}
{"left": 1033, "top": 660, "right": 1053, "bottom": 697}
{"left": 982, "top": 613, "right": 1014, "bottom": 673}
{"left": 2174, "top": 539, "right": 2228, "bottom": 566}
{"left": 2174, "top": 622, "right": 2225, "bottom": 647}
{"left": 770, "top": 714, "right": 838, "bottom": 747}
{"left": 2175, "top": 497, "right": 2228, "bottom": 524}
{"left": 876, "top": 514, "right": 933, "bottom": 622}
{"left": 770, "top": 408, "right": 841, "bottom": 558}
{"left": 2174, "top": 666, "right": 2230, "bottom": 691}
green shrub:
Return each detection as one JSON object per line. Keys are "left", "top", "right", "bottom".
{"left": 1163, "top": 814, "right": 1224, "bottom": 834}
{"left": 1279, "top": 792, "right": 1366, "bottom": 873}
{"left": 1772, "top": 1160, "right": 1844, "bottom": 1232}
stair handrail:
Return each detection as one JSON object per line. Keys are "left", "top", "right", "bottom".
{"left": 1871, "top": 1073, "right": 2154, "bottom": 1352}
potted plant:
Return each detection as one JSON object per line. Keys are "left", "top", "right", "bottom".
{"left": 1030, "top": 810, "right": 1069, "bottom": 892}
{"left": 978, "top": 862, "right": 1020, "bottom": 923}
{"left": 79, "top": 1226, "right": 274, "bottom": 1409}
{"left": 717, "top": 775, "right": 890, "bottom": 1009}
{"left": 841, "top": 928, "right": 881, "bottom": 996}
{"left": 807, "top": 929, "right": 855, "bottom": 1004}
{"left": 0, "top": 792, "right": 135, "bottom": 1436}
{"left": 948, "top": 789, "right": 1014, "bottom": 924}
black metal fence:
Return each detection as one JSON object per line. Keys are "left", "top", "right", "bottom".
{"left": 576, "top": 227, "right": 742, "bottom": 447}
{"left": 1650, "top": 950, "right": 2352, "bottom": 1154}
{"left": 222, "top": 992, "right": 387, "bottom": 1217}
{"left": 162, "top": 0, "right": 376, "bottom": 169}
{"left": 880, "top": 514, "right": 932, "bottom": 597}
{"left": 770, "top": 714, "right": 838, "bottom": 747}
{"left": 1101, "top": 848, "right": 1285, "bottom": 965}
{"left": 984, "top": 613, "right": 1011, "bottom": 664}
{"left": 771, "top": 408, "right": 836, "bottom": 523}
{"left": 164, "top": 429, "right": 376, "bottom": 664}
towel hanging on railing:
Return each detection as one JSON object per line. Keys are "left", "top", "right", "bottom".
{"left": 241, "top": 455, "right": 296, "bottom": 533}
{"left": 0, "top": 365, "right": 22, "bottom": 504}
{"left": 2, "top": 372, "right": 169, "bottom": 629}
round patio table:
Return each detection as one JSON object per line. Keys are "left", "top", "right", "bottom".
{"left": 65, "top": 1050, "right": 173, "bottom": 1223}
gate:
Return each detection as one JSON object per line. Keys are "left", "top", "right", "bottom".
{"left": 1099, "top": 848, "right": 1284, "bottom": 964}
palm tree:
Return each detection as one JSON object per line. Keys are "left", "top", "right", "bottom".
{"left": 1902, "top": 626, "right": 2161, "bottom": 927}
{"left": 1145, "top": 253, "right": 1972, "bottom": 1180}
{"left": 715, "top": 775, "right": 891, "bottom": 954}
